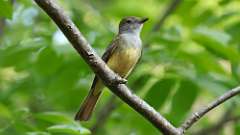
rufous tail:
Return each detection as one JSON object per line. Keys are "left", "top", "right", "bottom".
{"left": 74, "top": 87, "right": 102, "bottom": 121}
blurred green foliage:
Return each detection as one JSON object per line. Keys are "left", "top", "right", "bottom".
{"left": 0, "top": 0, "right": 13, "bottom": 19}
{"left": 0, "top": 0, "right": 240, "bottom": 135}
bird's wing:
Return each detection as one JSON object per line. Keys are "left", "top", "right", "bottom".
{"left": 102, "top": 36, "right": 120, "bottom": 62}
{"left": 74, "top": 36, "right": 121, "bottom": 120}
{"left": 90, "top": 36, "right": 120, "bottom": 89}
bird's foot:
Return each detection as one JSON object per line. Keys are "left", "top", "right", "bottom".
{"left": 110, "top": 76, "right": 127, "bottom": 85}
{"left": 117, "top": 78, "right": 127, "bottom": 84}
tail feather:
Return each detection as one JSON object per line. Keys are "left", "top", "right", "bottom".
{"left": 75, "top": 88, "right": 102, "bottom": 121}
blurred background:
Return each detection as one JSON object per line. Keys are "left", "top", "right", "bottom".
{"left": 0, "top": 0, "right": 240, "bottom": 135}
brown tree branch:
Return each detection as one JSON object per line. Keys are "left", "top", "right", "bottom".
{"left": 33, "top": 0, "right": 179, "bottom": 134}
{"left": 178, "top": 86, "right": 240, "bottom": 134}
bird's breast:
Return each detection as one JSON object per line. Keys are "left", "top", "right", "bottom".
{"left": 107, "top": 34, "right": 142, "bottom": 78}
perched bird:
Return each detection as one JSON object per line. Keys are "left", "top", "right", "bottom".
{"left": 75, "top": 16, "right": 148, "bottom": 121}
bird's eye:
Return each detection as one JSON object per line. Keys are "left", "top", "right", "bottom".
{"left": 126, "top": 20, "right": 131, "bottom": 23}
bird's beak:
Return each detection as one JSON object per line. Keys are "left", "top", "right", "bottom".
{"left": 139, "top": 17, "right": 149, "bottom": 24}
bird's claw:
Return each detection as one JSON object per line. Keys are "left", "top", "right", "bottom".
{"left": 110, "top": 76, "right": 127, "bottom": 85}
{"left": 117, "top": 78, "right": 127, "bottom": 84}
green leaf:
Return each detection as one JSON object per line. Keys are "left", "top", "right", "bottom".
{"left": 149, "top": 26, "right": 182, "bottom": 48}
{"left": 175, "top": 0, "right": 198, "bottom": 26}
{"left": 47, "top": 124, "right": 90, "bottom": 135}
{"left": 235, "top": 121, "right": 240, "bottom": 135}
{"left": 0, "top": 103, "right": 11, "bottom": 119}
{"left": 232, "top": 63, "right": 240, "bottom": 82}
{"left": 36, "top": 112, "right": 73, "bottom": 124}
{"left": 34, "top": 47, "right": 63, "bottom": 76}
{"left": 0, "top": 0, "right": 13, "bottom": 19}
{"left": 129, "top": 73, "right": 152, "bottom": 92}
{"left": 179, "top": 51, "right": 225, "bottom": 73}
{"left": 194, "top": 26, "right": 231, "bottom": 45}
{"left": 168, "top": 79, "right": 199, "bottom": 125}
{"left": 45, "top": 64, "right": 88, "bottom": 109}
{"left": 0, "top": 103, "right": 12, "bottom": 131}
{"left": 219, "top": 0, "right": 231, "bottom": 6}
{"left": 226, "top": 22, "right": 240, "bottom": 43}
{"left": 192, "top": 26, "right": 240, "bottom": 63}
{"left": 0, "top": 38, "right": 43, "bottom": 70}
{"left": 26, "top": 131, "right": 50, "bottom": 135}
{"left": 144, "top": 78, "right": 175, "bottom": 110}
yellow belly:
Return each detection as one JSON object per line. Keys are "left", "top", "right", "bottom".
{"left": 107, "top": 48, "right": 141, "bottom": 78}
{"left": 93, "top": 47, "right": 141, "bottom": 96}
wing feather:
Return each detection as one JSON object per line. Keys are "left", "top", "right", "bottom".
{"left": 91, "top": 36, "right": 120, "bottom": 89}
{"left": 102, "top": 36, "right": 120, "bottom": 62}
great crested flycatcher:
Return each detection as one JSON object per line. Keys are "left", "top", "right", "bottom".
{"left": 75, "top": 16, "right": 148, "bottom": 121}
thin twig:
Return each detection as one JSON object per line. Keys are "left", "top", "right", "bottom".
{"left": 192, "top": 104, "right": 237, "bottom": 135}
{"left": 151, "top": 0, "right": 182, "bottom": 31}
{"left": 179, "top": 86, "right": 240, "bottom": 134}
{"left": 193, "top": 116, "right": 240, "bottom": 135}
{"left": 33, "top": 0, "right": 179, "bottom": 134}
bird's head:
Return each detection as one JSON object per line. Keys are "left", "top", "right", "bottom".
{"left": 119, "top": 16, "right": 148, "bottom": 35}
